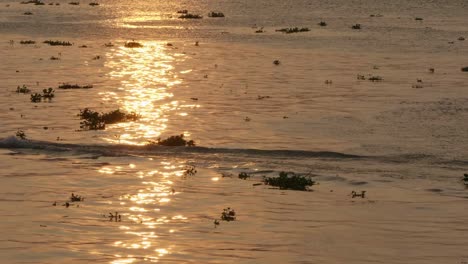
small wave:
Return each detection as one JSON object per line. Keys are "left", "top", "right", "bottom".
{"left": 0, "top": 136, "right": 363, "bottom": 159}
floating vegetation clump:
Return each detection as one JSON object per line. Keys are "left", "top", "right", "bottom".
{"left": 238, "top": 172, "right": 250, "bottom": 180}
{"left": 179, "top": 13, "right": 202, "bottom": 19}
{"left": 50, "top": 56, "right": 60, "bottom": 60}
{"left": 208, "top": 11, "right": 225, "bottom": 17}
{"left": 368, "top": 76, "right": 383, "bottom": 81}
{"left": 16, "top": 85, "right": 30, "bottom": 93}
{"left": 318, "top": 21, "right": 327, "bottom": 26}
{"left": 58, "top": 83, "right": 93, "bottom": 89}
{"left": 21, "top": 0, "right": 44, "bottom": 5}
{"left": 42, "top": 88, "right": 55, "bottom": 99}
{"left": 276, "top": 27, "right": 310, "bottom": 33}
{"left": 273, "top": 60, "right": 280, "bottom": 65}
{"left": 220, "top": 207, "right": 236, "bottom": 221}
{"left": 415, "top": 17, "right": 423, "bottom": 21}
{"left": 183, "top": 165, "right": 197, "bottom": 176}
{"left": 89, "top": 2, "right": 99, "bottom": 6}
{"left": 23, "top": 12, "right": 33, "bottom": 15}
{"left": 16, "top": 130, "right": 27, "bottom": 140}
{"left": 78, "top": 108, "right": 140, "bottom": 130}
{"left": 461, "top": 67, "right": 468, "bottom": 72}
{"left": 149, "top": 134, "right": 196, "bottom": 147}
{"left": 69, "top": 2, "right": 79, "bottom": 5}
{"left": 30, "top": 93, "right": 42, "bottom": 102}
{"left": 19, "top": 40, "right": 36, "bottom": 44}
{"left": 350, "top": 190, "right": 366, "bottom": 198}
{"left": 263, "top": 171, "right": 315, "bottom": 191}
{"left": 70, "top": 193, "right": 84, "bottom": 202}
{"left": 43, "top": 40, "right": 72, "bottom": 46}
{"left": 104, "top": 42, "right": 114, "bottom": 47}
{"left": 351, "top": 24, "right": 361, "bottom": 29}
{"left": 177, "top": 9, "right": 188, "bottom": 14}
{"left": 124, "top": 41, "right": 143, "bottom": 48}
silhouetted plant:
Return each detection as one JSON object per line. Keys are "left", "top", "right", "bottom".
{"left": 19, "top": 40, "right": 36, "bottom": 44}
{"left": 124, "top": 41, "right": 143, "bottom": 48}
{"left": 16, "top": 130, "right": 26, "bottom": 140}
{"left": 318, "top": 21, "right": 327, "bottom": 26}
{"left": 58, "top": 83, "right": 93, "bottom": 89}
{"left": 263, "top": 171, "right": 315, "bottom": 191}
{"left": 30, "top": 93, "right": 42, "bottom": 102}
{"left": 276, "top": 27, "right": 310, "bottom": 33}
{"left": 183, "top": 165, "right": 197, "bottom": 176}
{"left": 70, "top": 193, "right": 84, "bottom": 202}
{"left": 220, "top": 207, "right": 236, "bottom": 221}
{"left": 42, "top": 88, "right": 55, "bottom": 99}
{"left": 208, "top": 11, "right": 224, "bottom": 17}
{"left": 16, "top": 85, "right": 30, "bottom": 93}
{"left": 149, "top": 134, "right": 195, "bottom": 146}
{"left": 368, "top": 76, "right": 383, "bottom": 81}
{"left": 179, "top": 13, "right": 202, "bottom": 19}
{"left": 78, "top": 108, "right": 140, "bottom": 130}
{"left": 238, "top": 172, "right": 250, "bottom": 180}
{"left": 43, "top": 40, "right": 72, "bottom": 46}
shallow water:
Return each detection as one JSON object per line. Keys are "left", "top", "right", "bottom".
{"left": 1, "top": 0, "right": 468, "bottom": 263}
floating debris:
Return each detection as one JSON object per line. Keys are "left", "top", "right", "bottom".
{"left": 108, "top": 212, "right": 121, "bottom": 222}
{"left": 351, "top": 24, "right": 361, "bottom": 29}
{"left": 263, "top": 171, "right": 315, "bottom": 191}
{"left": 461, "top": 67, "right": 468, "bottom": 72}
{"left": 208, "top": 11, "right": 225, "bottom": 18}
{"left": 325, "top": 80, "right": 333, "bottom": 85}
{"left": 463, "top": 174, "right": 468, "bottom": 186}
{"left": 16, "top": 85, "right": 30, "bottom": 94}
{"left": 89, "top": 2, "right": 99, "bottom": 6}
{"left": 104, "top": 42, "right": 114, "bottom": 47}
{"left": 183, "top": 165, "right": 197, "bottom": 176}
{"left": 458, "top": 37, "right": 465, "bottom": 41}
{"left": 273, "top": 60, "right": 280, "bottom": 65}
{"left": 69, "top": 2, "right": 79, "bottom": 5}
{"left": 179, "top": 13, "right": 202, "bottom": 19}
{"left": 23, "top": 12, "right": 33, "bottom": 15}
{"left": 429, "top": 68, "right": 435, "bottom": 73}
{"left": 368, "top": 76, "right": 383, "bottom": 82}
{"left": 244, "top": 116, "right": 251, "bottom": 122}
{"left": 351, "top": 190, "right": 366, "bottom": 198}
{"left": 30, "top": 93, "right": 42, "bottom": 103}
{"left": 148, "top": 134, "right": 195, "bottom": 147}
{"left": 257, "top": 95, "right": 271, "bottom": 100}
{"left": 221, "top": 207, "right": 236, "bottom": 221}
{"left": 78, "top": 108, "right": 140, "bottom": 130}
{"left": 19, "top": 40, "right": 36, "bottom": 44}
{"left": 50, "top": 56, "right": 60, "bottom": 60}
{"left": 16, "top": 130, "right": 27, "bottom": 140}
{"left": 42, "top": 88, "right": 55, "bottom": 99}
{"left": 415, "top": 17, "right": 423, "bottom": 21}
{"left": 70, "top": 193, "right": 84, "bottom": 202}
{"left": 214, "top": 219, "right": 220, "bottom": 227}
{"left": 58, "top": 83, "right": 93, "bottom": 89}
{"left": 238, "top": 172, "right": 250, "bottom": 180}
{"left": 276, "top": 27, "right": 310, "bottom": 33}
{"left": 318, "top": 21, "right": 327, "bottom": 27}
{"left": 124, "top": 41, "right": 143, "bottom": 48}
{"left": 177, "top": 10, "right": 188, "bottom": 14}
{"left": 43, "top": 40, "right": 72, "bottom": 46}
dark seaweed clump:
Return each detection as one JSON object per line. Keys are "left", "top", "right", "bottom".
{"left": 58, "top": 83, "right": 93, "bottom": 89}
{"left": 276, "top": 27, "right": 310, "bottom": 33}
{"left": 20, "top": 40, "right": 36, "bottom": 44}
{"left": 221, "top": 207, "right": 236, "bottom": 221}
{"left": 78, "top": 108, "right": 140, "bottom": 130}
{"left": 124, "top": 41, "right": 143, "bottom": 48}
{"left": 21, "top": 0, "right": 44, "bottom": 5}
{"left": 149, "top": 134, "right": 195, "bottom": 147}
{"left": 16, "top": 85, "right": 31, "bottom": 93}
{"left": 208, "top": 11, "right": 224, "bottom": 17}
{"left": 263, "top": 171, "right": 315, "bottom": 191}
{"left": 43, "top": 40, "right": 72, "bottom": 46}
{"left": 179, "top": 13, "right": 202, "bottom": 19}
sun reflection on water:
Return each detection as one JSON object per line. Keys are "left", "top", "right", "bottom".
{"left": 98, "top": 162, "right": 191, "bottom": 263}
{"left": 102, "top": 41, "right": 189, "bottom": 145}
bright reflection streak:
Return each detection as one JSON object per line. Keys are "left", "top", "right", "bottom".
{"left": 102, "top": 41, "right": 194, "bottom": 145}
{"left": 105, "top": 161, "right": 189, "bottom": 263}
